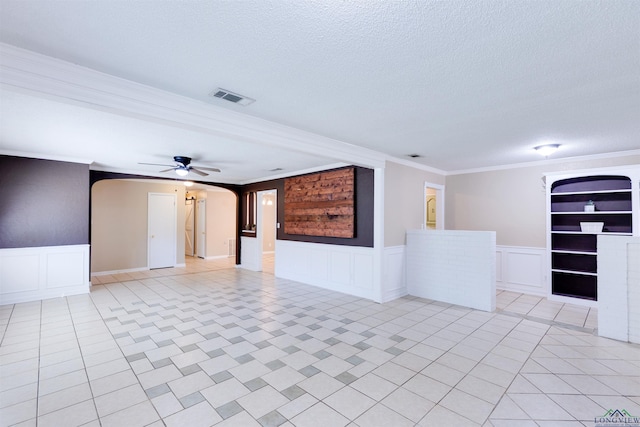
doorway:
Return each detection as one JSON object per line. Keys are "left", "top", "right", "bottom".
{"left": 148, "top": 192, "right": 177, "bottom": 269}
{"left": 91, "top": 179, "right": 237, "bottom": 276}
{"left": 185, "top": 197, "right": 195, "bottom": 257}
{"left": 259, "top": 190, "right": 277, "bottom": 274}
{"left": 424, "top": 182, "right": 445, "bottom": 230}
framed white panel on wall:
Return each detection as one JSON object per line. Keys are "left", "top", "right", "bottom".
{"left": 0, "top": 245, "right": 90, "bottom": 305}
{"left": 275, "top": 240, "right": 375, "bottom": 300}
{"left": 239, "top": 236, "right": 261, "bottom": 271}
{"left": 382, "top": 246, "right": 406, "bottom": 302}
{"left": 506, "top": 251, "right": 544, "bottom": 287}
{"left": 0, "top": 254, "right": 40, "bottom": 294}
{"left": 46, "top": 251, "right": 86, "bottom": 288}
{"left": 309, "top": 248, "right": 329, "bottom": 282}
{"left": 353, "top": 253, "right": 373, "bottom": 290}
{"left": 496, "top": 246, "right": 546, "bottom": 296}
{"left": 329, "top": 251, "right": 351, "bottom": 286}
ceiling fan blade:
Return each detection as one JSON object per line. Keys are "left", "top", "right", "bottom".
{"left": 192, "top": 166, "right": 221, "bottom": 172}
{"left": 159, "top": 167, "right": 176, "bottom": 173}
{"left": 138, "top": 162, "right": 175, "bottom": 167}
{"left": 189, "top": 168, "right": 209, "bottom": 176}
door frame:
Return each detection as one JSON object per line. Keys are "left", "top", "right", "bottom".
{"left": 424, "top": 182, "right": 445, "bottom": 230}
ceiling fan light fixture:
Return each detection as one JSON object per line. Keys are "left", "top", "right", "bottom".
{"left": 534, "top": 144, "right": 560, "bottom": 156}
{"left": 175, "top": 168, "right": 189, "bottom": 176}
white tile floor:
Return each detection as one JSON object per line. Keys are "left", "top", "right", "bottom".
{"left": 1, "top": 257, "right": 639, "bottom": 426}
{"left": 496, "top": 290, "right": 598, "bottom": 332}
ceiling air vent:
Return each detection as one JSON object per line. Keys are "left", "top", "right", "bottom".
{"left": 209, "top": 88, "right": 255, "bottom": 106}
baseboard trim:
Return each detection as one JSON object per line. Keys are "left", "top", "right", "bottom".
{"left": 205, "top": 255, "right": 228, "bottom": 260}
{"left": 91, "top": 267, "right": 149, "bottom": 276}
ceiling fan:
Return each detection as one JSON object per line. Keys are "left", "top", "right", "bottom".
{"left": 139, "top": 156, "right": 221, "bottom": 177}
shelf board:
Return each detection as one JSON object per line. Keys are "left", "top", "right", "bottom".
{"left": 552, "top": 268, "right": 597, "bottom": 276}
{"left": 551, "top": 231, "right": 632, "bottom": 236}
{"left": 551, "top": 211, "right": 632, "bottom": 215}
{"left": 551, "top": 250, "right": 596, "bottom": 255}
{"left": 551, "top": 189, "right": 631, "bottom": 196}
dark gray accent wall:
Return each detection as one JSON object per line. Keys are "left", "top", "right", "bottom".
{"left": 0, "top": 155, "right": 90, "bottom": 248}
{"left": 243, "top": 166, "right": 374, "bottom": 248}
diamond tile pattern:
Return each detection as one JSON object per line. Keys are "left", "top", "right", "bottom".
{"left": 1, "top": 257, "right": 639, "bottom": 426}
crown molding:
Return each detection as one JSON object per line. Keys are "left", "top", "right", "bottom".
{"left": 240, "top": 162, "right": 350, "bottom": 185}
{"left": 543, "top": 163, "right": 640, "bottom": 179}
{"left": 0, "top": 43, "right": 387, "bottom": 169}
{"left": 446, "top": 149, "right": 640, "bottom": 176}
{"left": 0, "top": 149, "right": 93, "bottom": 165}
{"left": 384, "top": 156, "right": 447, "bottom": 176}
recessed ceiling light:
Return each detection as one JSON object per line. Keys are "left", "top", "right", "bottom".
{"left": 407, "top": 154, "right": 421, "bottom": 158}
{"left": 269, "top": 168, "right": 284, "bottom": 172}
{"left": 184, "top": 181, "right": 194, "bottom": 187}
{"left": 534, "top": 144, "right": 561, "bottom": 156}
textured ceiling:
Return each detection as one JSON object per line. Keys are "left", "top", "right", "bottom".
{"left": 0, "top": 0, "right": 638, "bottom": 180}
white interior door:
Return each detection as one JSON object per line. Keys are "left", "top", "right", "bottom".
{"left": 148, "top": 192, "right": 177, "bottom": 269}
{"left": 185, "top": 200, "right": 195, "bottom": 256}
{"left": 196, "top": 199, "right": 206, "bottom": 258}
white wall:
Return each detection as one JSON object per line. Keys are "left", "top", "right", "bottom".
{"left": 382, "top": 246, "right": 407, "bottom": 302}
{"left": 406, "top": 230, "right": 496, "bottom": 312}
{"left": 0, "top": 245, "right": 90, "bottom": 305}
{"left": 628, "top": 243, "right": 640, "bottom": 344}
{"left": 598, "top": 235, "right": 640, "bottom": 343}
{"left": 496, "top": 246, "right": 546, "bottom": 296}
{"left": 276, "top": 240, "right": 376, "bottom": 300}
{"left": 240, "top": 236, "right": 261, "bottom": 271}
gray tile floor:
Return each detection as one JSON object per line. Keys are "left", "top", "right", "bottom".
{"left": 1, "top": 257, "right": 639, "bottom": 426}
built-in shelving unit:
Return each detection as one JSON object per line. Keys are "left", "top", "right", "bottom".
{"left": 546, "top": 168, "right": 639, "bottom": 305}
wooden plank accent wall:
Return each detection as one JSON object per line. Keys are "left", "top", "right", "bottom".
{"left": 284, "top": 168, "right": 355, "bottom": 238}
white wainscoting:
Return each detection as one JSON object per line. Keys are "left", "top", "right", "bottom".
{"left": 382, "top": 246, "right": 407, "bottom": 303}
{"left": 0, "top": 245, "right": 91, "bottom": 305}
{"left": 495, "top": 246, "right": 546, "bottom": 296}
{"left": 275, "top": 240, "right": 375, "bottom": 300}
{"left": 381, "top": 244, "right": 547, "bottom": 305}
{"left": 239, "top": 236, "right": 261, "bottom": 271}
{"left": 406, "top": 230, "right": 496, "bottom": 312}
